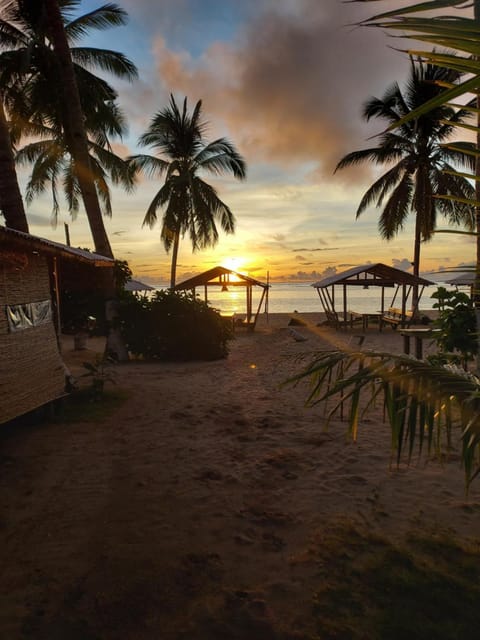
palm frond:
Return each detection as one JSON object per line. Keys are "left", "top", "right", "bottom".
{"left": 71, "top": 47, "right": 137, "bottom": 80}
{"left": 287, "top": 347, "right": 480, "bottom": 487}
{"left": 65, "top": 3, "right": 129, "bottom": 43}
{"left": 194, "top": 138, "right": 247, "bottom": 179}
{"left": 128, "top": 154, "right": 169, "bottom": 179}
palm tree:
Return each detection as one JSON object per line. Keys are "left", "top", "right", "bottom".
{"left": 0, "top": 0, "right": 138, "bottom": 257}
{"left": 0, "top": 98, "right": 28, "bottom": 232}
{"left": 15, "top": 120, "right": 135, "bottom": 225}
{"left": 288, "top": 1, "right": 480, "bottom": 486}
{"left": 336, "top": 57, "right": 475, "bottom": 309}
{"left": 130, "top": 95, "right": 247, "bottom": 288}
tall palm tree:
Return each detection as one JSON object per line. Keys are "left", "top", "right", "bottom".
{"left": 336, "top": 58, "right": 475, "bottom": 309}
{"left": 130, "top": 95, "right": 247, "bottom": 288}
{"left": 0, "top": 0, "right": 137, "bottom": 257}
{"left": 0, "top": 97, "right": 28, "bottom": 232}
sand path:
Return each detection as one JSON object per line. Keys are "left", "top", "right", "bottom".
{"left": 1, "top": 314, "right": 479, "bottom": 638}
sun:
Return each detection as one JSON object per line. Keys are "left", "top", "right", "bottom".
{"left": 221, "top": 257, "right": 246, "bottom": 273}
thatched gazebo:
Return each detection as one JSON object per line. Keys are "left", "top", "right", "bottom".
{"left": 175, "top": 266, "right": 269, "bottom": 331}
{"left": 312, "top": 263, "right": 434, "bottom": 329}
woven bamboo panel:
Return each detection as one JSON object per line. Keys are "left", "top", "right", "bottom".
{"left": 1, "top": 256, "right": 65, "bottom": 424}
{"left": 0, "top": 322, "right": 66, "bottom": 424}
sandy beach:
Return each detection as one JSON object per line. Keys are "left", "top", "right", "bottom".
{"left": 1, "top": 312, "right": 479, "bottom": 638}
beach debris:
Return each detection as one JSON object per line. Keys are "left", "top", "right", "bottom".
{"left": 288, "top": 328, "right": 307, "bottom": 342}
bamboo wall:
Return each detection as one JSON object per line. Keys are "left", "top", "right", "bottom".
{"left": 1, "top": 252, "right": 66, "bottom": 424}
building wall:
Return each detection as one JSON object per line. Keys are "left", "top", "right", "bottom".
{"left": 0, "top": 252, "right": 66, "bottom": 424}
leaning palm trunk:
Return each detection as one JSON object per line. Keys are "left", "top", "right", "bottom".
{"left": 475, "top": 0, "right": 480, "bottom": 374}
{"left": 0, "top": 101, "right": 28, "bottom": 233}
{"left": 44, "top": 0, "right": 113, "bottom": 260}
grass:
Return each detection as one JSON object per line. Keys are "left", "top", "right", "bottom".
{"left": 311, "top": 520, "right": 480, "bottom": 639}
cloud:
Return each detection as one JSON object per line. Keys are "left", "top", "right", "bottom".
{"left": 292, "top": 247, "right": 339, "bottom": 252}
{"left": 392, "top": 258, "right": 412, "bottom": 272}
{"left": 150, "top": 0, "right": 408, "bottom": 181}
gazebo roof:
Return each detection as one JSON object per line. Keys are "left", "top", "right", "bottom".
{"left": 312, "top": 263, "right": 433, "bottom": 289}
{"left": 125, "top": 278, "right": 155, "bottom": 292}
{"left": 445, "top": 272, "right": 474, "bottom": 286}
{"left": 175, "top": 266, "right": 269, "bottom": 290}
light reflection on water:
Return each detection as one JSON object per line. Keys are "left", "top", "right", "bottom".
{"left": 153, "top": 282, "right": 455, "bottom": 314}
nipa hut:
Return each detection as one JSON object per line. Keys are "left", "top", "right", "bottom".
{"left": 312, "top": 263, "right": 434, "bottom": 329}
{"left": 0, "top": 226, "right": 113, "bottom": 424}
{"left": 175, "top": 266, "right": 269, "bottom": 331}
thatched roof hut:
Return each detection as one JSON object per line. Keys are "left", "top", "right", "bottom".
{"left": 312, "top": 263, "right": 433, "bottom": 327}
{"left": 175, "top": 266, "right": 269, "bottom": 331}
{"left": 0, "top": 226, "right": 113, "bottom": 424}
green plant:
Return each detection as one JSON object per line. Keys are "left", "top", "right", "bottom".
{"left": 82, "top": 355, "right": 116, "bottom": 400}
{"left": 288, "top": 349, "right": 480, "bottom": 487}
{"left": 114, "top": 259, "right": 133, "bottom": 294}
{"left": 430, "top": 286, "right": 477, "bottom": 366}
{"left": 118, "top": 289, "right": 233, "bottom": 361}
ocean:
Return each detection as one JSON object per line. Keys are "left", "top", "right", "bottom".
{"left": 152, "top": 281, "right": 452, "bottom": 315}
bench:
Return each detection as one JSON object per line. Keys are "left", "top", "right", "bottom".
{"left": 381, "top": 307, "right": 414, "bottom": 330}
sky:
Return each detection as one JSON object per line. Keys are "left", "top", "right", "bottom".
{"left": 18, "top": 0, "right": 478, "bottom": 283}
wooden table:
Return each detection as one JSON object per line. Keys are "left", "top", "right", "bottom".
{"left": 361, "top": 312, "right": 382, "bottom": 331}
{"left": 400, "top": 328, "right": 440, "bottom": 359}
{"left": 349, "top": 311, "right": 382, "bottom": 331}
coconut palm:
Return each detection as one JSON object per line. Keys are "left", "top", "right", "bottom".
{"left": 15, "top": 120, "right": 135, "bottom": 224}
{"left": 0, "top": 0, "right": 138, "bottom": 257}
{"left": 130, "top": 95, "right": 247, "bottom": 288}
{"left": 0, "top": 97, "right": 28, "bottom": 232}
{"left": 336, "top": 57, "right": 475, "bottom": 309}
{"left": 289, "top": 3, "right": 480, "bottom": 488}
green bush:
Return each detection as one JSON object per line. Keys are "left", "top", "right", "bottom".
{"left": 429, "top": 286, "right": 477, "bottom": 366}
{"left": 118, "top": 290, "right": 233, "bottom": 361}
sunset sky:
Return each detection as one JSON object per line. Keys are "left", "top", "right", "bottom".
{"left": 21, "top": 0, "right": 477, "bottom": 283}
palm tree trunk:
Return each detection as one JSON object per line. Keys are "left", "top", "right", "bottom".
{"left": 475, "top": 0, "right": 480, "bottom": 373}
{"left": 412, "top": 215, "right": 422, "bottom": 314}
{"left": 169, "top": 230, "right": 180, "bottom": 289}
{"left": 41, "top": 0, "right": 131, "bottom": 360}
{"left": 43, "top": 0, "right": 113, "bottom": 259}
{"left": 0, "top": 100, "right": 28, "bottom": 233}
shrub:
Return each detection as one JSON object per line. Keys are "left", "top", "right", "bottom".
{"left": 118, "top": 290, "right": 233, "bottom": 361}
{"left": 429, "top": 286, "right": 477, "bottom": 366}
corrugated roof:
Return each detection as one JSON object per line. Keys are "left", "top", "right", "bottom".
{"left": 125, "top": 279, "right": 155, "bottom": 291}
{"left": 0, "top": 226, "right": 114, "bottom": 266}
{"left": 175, "top": 266, "right": 269, "bottom": 290}
{"left": 312, "top": 263, "right": 433, "bottom": 288}
{"left": 445, "top": 272, "right": 475, "bottom": 285}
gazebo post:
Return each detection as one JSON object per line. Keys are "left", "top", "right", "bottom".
{"left": 343, "top": 284, "right": 347, "bottom": 324}
{"left": 246, "top": 284, "right": 252, "bottom": 321}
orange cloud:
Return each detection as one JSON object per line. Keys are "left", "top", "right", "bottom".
{"left": 151, "top": 1, "right": 408, "bottom": 182}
